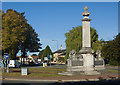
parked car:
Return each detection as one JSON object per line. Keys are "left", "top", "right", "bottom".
{"left": 29, "top": 61, "right": 39, "bottom": 66}
{"left": 104, "top": 58, "right": 110, "bottom": 64}
{"left": 9, "top": 60, "right": 21, "bottom": 68}
{"left": 37, "top": 59, "right": 42, "bottom": 64}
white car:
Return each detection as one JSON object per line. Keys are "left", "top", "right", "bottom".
{"left": 9, "top": 60, "right": 21, "bottom": 68}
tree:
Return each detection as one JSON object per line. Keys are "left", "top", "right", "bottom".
{"left": 2, "top": 9, "right": 42, "bottom": 60}
{"left": 92, "top": 39, "right": 103, "bottom": 52}
{"left": 101, "top": 41, "right": 112, "bottom": 59}
{"left": 38, "top": 49, "right": 44, "bottom": 59}
{"left": 102, "top": 33, "right": 120, "bottom": 65}
{"left": 65, "top": 26, "right": 100, "bottom": 59}
{"left": 42, "top": 45, "right": 52, "bottom": 60}
{"left": 0, "top": 10, "right": 3, "bottom": 53}
{"left": 112, "top": 33, "right": 120, "bottom": 60}
{"left": 2, "top": 9, "right": 27, "bottom": 59}
{"left": 20, "top": 23, "right": 42, "bottom": 59}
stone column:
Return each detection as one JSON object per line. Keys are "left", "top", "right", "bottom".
{"left": 82, "top": 19, "right": 91, "bottom": 47}
{"left": 80, "top": 6, "right": 92, "bottom": 52}
{"left": 79, "top": 6, "right": 99, "bottom": 75}
{"left": 80, "top": 6, "right": 93, "bottom": 53}
{"left": 81, "top": 7, "right": 91, "bottom": 47}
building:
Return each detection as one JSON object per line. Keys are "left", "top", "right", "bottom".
{"left": 17, "top": 55, "right": 39, "bottom": 64}
{"left": 53, "top": 45, "right": 66, "bottom": 64}
{"left": 31, "top": 55, "right": 39, "bottom": 63}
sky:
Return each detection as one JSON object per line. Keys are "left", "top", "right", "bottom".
{"left": 2, "top": 2, "right": 118, "bottom": 54}
{"left": 1, "top": 0, "right": 120, "bottom": 2}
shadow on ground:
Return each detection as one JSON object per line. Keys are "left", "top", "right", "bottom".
{"left": 2, "top": 78, "right": 120, "bottom": 85}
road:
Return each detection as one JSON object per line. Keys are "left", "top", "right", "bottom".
{"left": 23, "top": 63, "right": 67, "bottom": 69}
{"left": 2, "top": 79, "right": 120, "bottom": 85}
{"left": 2, "top": 80, "right": 55, "bottom": 85}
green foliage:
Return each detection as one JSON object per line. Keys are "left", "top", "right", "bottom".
{"left": 101, "top": 41, "right": 112, "bottom": 59}
{"left": 21, "top": 23, "right": 42, "bottom": 58}
{"left": 109, "top": 58, "right": 120, "bottom": 66}
{"left": 2, "top": 9, "right": 42, "bottom": 59}
{"left": 65, "top": 26, "right": 100, "bottom": 60}
{"left": 0, "top": 10, "right": 2, "bottom": 51}
{"left": 65, "top": 26, "right": 82, "bottom": 53}
{"left": 92, "top": 41, "right": 102, "bottom": 52}
{"left": 42, "top": 45, "right": 52, "bottom": 60}
{"left": 59, "top": 57, "right": 65, "bottom": 63}
{"left": 38, "top": 49, "right": 44, "bottom": 59}
{"left": 65, "top": 52, "right": 69, "bottom": 60}
{"left": 112, "top": 34, "right": 120, "bottom": 61}
{"left": 102, "top": 33, "right": 120, "bottom": 65}
{"left": 2, "top": 9, "right": 27, "bottom": 59}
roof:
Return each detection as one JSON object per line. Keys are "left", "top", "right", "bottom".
{"left": 31, "top": 56, "right": 39, "bottom": 59}
{"left": 17, "top": 56, "right": 39, "bottom": 59}
{"left": 53, "top": 49, "right": 66, "bottom": 54}
{"left": 17, "top": 56, "right": 28, "bottom": 58}
{"left": 58, "top": 52, "right": 66, "bottom": 57}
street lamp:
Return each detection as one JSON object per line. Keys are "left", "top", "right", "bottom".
{"left": 52, "top": 40, "right": 58, "bottom": 51}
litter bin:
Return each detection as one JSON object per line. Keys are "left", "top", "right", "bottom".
{"left": 21, "top": 67, "right": 28, "bottom": 75}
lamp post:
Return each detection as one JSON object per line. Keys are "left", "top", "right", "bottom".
{"left": 52, "top": 40, "right": 58, "bottom": 51}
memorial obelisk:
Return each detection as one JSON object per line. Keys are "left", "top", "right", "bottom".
{"left": 59, "top": 6, "right": 102, "bottom": 76}
{"left": 79, "top": 6, "right": 99, "bottom": 75}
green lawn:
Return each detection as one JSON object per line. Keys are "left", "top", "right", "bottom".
{"left": 3, "top": 67, "right": 66, "bottom": 77}
{"left": 108, "top": 70, "right": 119, "bottom": 73}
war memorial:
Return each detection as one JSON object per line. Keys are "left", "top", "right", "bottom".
{"left": 59, "top": 6, "right": 105, "bottom": 75}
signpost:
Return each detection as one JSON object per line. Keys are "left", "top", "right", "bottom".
{"left": 6, "top": 60, "right": 9, "bottom": 73}
{"left": 2, "top": 59, "right": 5, "bottom": 72}
{"left": 3, "top": 53, "right": 9, "bottom": 73}
{"left": 47, "top": 54, "right": 52, "bottom": 67}
{"left": 5, "top": 55, "right": 9, "bottom": 60}
{"left": 49, "top": 55, "right": 52, "bottom": 67}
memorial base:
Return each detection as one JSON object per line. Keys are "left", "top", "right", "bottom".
{"left": 58, "top": 71, "right": 100, "bottom": 76}
{"left": 82, "top": 71, "right": 100, "bottom": 75}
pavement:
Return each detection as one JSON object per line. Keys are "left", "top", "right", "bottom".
{"left": 2, "top": 73, "right": 119, "bottom": 82}
{"left": 2, "top": 78, "right": 120, "bottom": 85}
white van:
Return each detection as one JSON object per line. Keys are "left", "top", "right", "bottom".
{"left": 9, "top": 60, "right": 21, "bottom": 68}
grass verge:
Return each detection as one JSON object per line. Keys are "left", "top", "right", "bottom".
{"left": 2, "top": 67, "right": 66, "bottom": 78}
{"left": 108, "top": 70, "right": 119, "bottom": 73}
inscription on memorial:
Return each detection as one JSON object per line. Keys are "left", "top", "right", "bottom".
{"left": 94, "top": 61, "right": 103, "bottom": 65}
{"left": 72, "top": 60, "right": 83, "bottom": 66}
